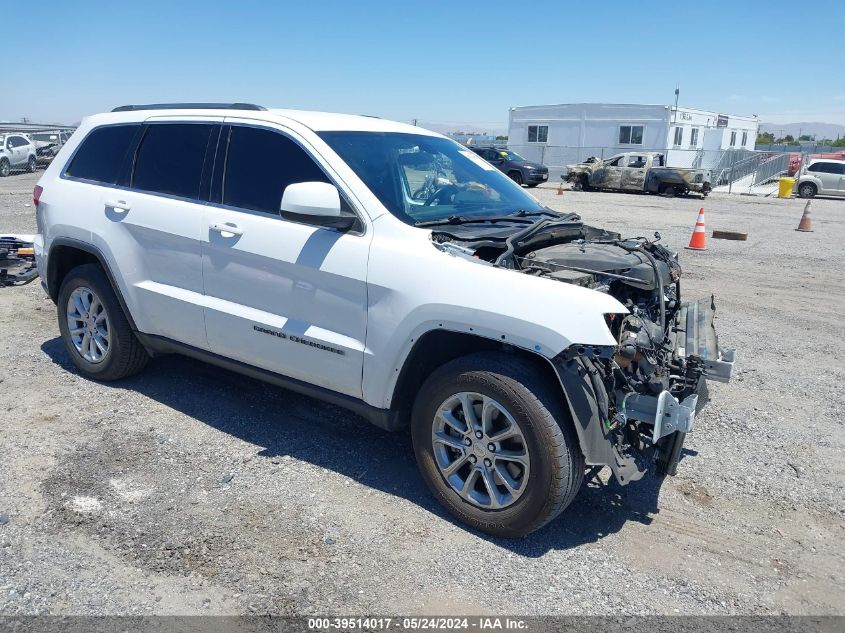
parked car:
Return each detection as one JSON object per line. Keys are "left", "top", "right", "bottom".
{"left": 467, "top": 146, "right": 549, "bottom": 187}
{"left": 33, "top": 103, "right": 734, "bottom": 537}
{"left": 566, "top": 152, "right": 712, "bottom": 197}
{"left": 0, "top": 134, "right": 37, "bottom": 176}
{"left": 30, "top": 130, "right": 73, "bottom": 166}
{"left": 796, "top": 159, "right": 845, "bottom": 198}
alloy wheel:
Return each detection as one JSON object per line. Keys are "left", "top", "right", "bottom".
{"left": 431, "top": 392, "right": 531, "bottom": 510}
{"left": 66, "top": 286, "right": 111, "bottom": 363}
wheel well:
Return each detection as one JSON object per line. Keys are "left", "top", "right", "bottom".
{"left": 508, "top": 170, "right": 522, "bottom": 178}
{"left": 46, "top": 245, "right": 100, "bottom": 302}
{"left": 390, "top": 330, "right": 562, "bottom": 419}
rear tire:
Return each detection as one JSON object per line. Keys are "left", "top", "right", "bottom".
{"left": 57, "top": 263, "right": 149, "bottom": 380}
{"left": 411, "top": 352, "right": 584, "bottom": 537}
{"left": 798, "top": 183, "right": 816, "bottom": 199}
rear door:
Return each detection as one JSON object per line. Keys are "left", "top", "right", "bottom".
{"left": 101, "top": 119, "right": 221, "bottom": 348}
{"left": 201, "top": 120, "right": 370, "bottom": 398}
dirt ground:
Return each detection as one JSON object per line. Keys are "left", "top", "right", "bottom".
{"left": 1, "top": 171, "right": 843, "bottom": 616}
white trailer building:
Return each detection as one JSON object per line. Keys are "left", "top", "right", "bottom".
{"left": 507, "top": 103, "right": 759, "bottom": 177}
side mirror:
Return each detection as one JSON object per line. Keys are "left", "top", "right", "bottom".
{"left": 280, "top": 182, "right": 357, "bottom": 231}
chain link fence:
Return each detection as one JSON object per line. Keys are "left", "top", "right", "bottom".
{"left": 504, "top": 144, "right": 805, "bottom": 191}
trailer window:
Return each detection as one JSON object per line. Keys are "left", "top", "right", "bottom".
{"left": 527, "top": 125, "right": 548, "bottom": 143}
{"left": 619, "top": 125, "right": 643, "bottom": 145}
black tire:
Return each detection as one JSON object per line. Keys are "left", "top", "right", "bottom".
{"left": 508, "top": 171, "right": 523, "bottom": 186}
{"left": 26, "top": 155, "right": 36, "bottom": 173}
{"left": 579, "top": 174, "right": 592, "bottom": 192}
{"left": 411, "top": 352, "right": 584, "bottom": 537}
{"left": 0, "top": 159, "right": 9, "bottom": 177}
{"left": 798, "top": 182, "right": 816, "bottom": 199}
{"left": 57, "top": 263, "right": 149, "bottom": 380}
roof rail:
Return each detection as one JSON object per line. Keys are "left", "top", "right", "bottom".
{"left": 111, "top": 103, "right": 266, "bottom": 112}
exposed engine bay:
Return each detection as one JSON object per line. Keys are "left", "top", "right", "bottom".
{"left": 431, "top": 212, "right": 735, "bottom": 482}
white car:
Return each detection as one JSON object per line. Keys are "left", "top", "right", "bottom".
{"left": 0, "top": 134, "right": 37, "bottom": 176}
{"left": 33, "top": 103, "right": 734, "bottom": 536}
{"left": 796, "top": 159, "right": 845, "bottom": 198}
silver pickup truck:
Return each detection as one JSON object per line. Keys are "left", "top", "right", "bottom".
{"left": 566, "top": 152, "right": 711, "bottom": 197}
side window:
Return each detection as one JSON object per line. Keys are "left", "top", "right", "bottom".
{"left": 690, "top": 128, "right": 699, "bottom": 147}
{"left": 673, "top": 127, "right": 683, "bottom": 146}
{"left": 132, "top": 124, "right": 213, "bottom": 199}
{"left": 222, "top": 126, "right": 329, "bottom": 215}
{"left": 627, "top": 155, "right": 646, "bottom": 168}
{"left": 729, "top": 131, "right": 737, "bottom": 147}
{"left": 836, "top": 163, "right": 845, "bottom": 175}
{"left": 65, "top": 124, "right": 140, "bottom": 184}
{"left": 741, "top": 131, "right": 748, "bottom": 147}
{"left": 808, "top": 163, "right": 832, "bottom": 173}
{"left": 607, "top": 156, "right": 624, "bottom": 167}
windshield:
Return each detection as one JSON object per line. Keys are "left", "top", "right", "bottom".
{"left": 499, "top": 150, "right": 525, "bottom": 161}
{"left": 319, "top": 132, "right": 544, "bottom": 224}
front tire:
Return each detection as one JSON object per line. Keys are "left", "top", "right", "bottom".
{"left": 508, "top": 171, "right": 523, "bottom": 186}
{"left": 57, "top": 263, "right": 149, "bottom": 380}
{"left": 0, "top": 159, "right": 9, "bottom": 177}
{"left": 26, "top": 156, "right": 36, "bottom": 173}
{"left": 411, "top": 353, "right": 584, "bottom": 537}
{"left": 798, "top": 182, "right": 816, "bottom": 199}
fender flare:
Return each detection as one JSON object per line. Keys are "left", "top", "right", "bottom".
{"left": 46, "top": 237, "right": 140, "bottom": 332}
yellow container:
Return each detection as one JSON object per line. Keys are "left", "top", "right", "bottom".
{"left": 778, "top": 177, "right": 795, "bottom": 198}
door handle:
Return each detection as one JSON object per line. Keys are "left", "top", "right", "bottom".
{"left": 104, "top": 199, "right": 131, "bottom": 212}
{"left": 209, "top": 222, "right": 243, "bottom": 236}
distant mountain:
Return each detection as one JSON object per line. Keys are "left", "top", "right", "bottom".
{"left": 759, "top": 121, "right": 845, "bottom": 140}
{"left": 415, "top": 121, "right": 508, "bottom": 136}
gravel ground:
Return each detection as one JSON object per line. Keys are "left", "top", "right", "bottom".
{"left": 1, "top": 171, "right": 843, "bottom": 616}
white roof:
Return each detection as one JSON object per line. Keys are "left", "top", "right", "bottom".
{"left": 82, "top": 107, "right": 439, "bottom": 136}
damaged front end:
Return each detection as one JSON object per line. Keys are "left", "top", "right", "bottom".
{"left": 529, "top": 236, "right": 735, "bottom": 482}
{"left": 431, "top": 212, "right": 735, "bottom": 482}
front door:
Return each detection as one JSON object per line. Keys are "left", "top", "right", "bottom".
{"left": 620, "top": 154, "right": 648, "bottom": 190}
{"left": 201, "top": 121, "right": 370, "bottom": 398}
{"left": 597, "top": 155, "right": 625, "bottom": 188}
{"left": 9, "top": 136, "right": 27, "bottom": 167}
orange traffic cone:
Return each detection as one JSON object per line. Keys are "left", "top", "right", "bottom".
{"left": 685, "top": 208, "right": 707, "bottom": 250}
{"left": 795, "top": 200, "right": 813, "bottom": 232}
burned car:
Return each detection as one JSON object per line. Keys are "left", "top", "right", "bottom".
{"left": 567, "top": 152, "right": 712, "bottom": 197}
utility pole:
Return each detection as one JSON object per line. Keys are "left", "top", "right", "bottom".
{"left": 412, "top": 118, "right": 417, "bottom": 127}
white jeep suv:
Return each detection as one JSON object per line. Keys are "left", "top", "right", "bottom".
{"left": 33, "top": 103, "right": 734, "bottom": 536}
{"left": 0, "top": 134, "right": 38, "bottom": 176}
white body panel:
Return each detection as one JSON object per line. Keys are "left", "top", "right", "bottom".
{"left": 35, "top": 107, "right": 627, "bottom": 412}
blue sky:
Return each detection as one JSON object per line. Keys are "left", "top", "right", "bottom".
{"left": 5, "top": 0, "right": 845, "bottom": 129}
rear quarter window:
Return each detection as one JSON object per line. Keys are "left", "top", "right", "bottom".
{"left": 65, "top": 124, "right": 141, "bottom": 184}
